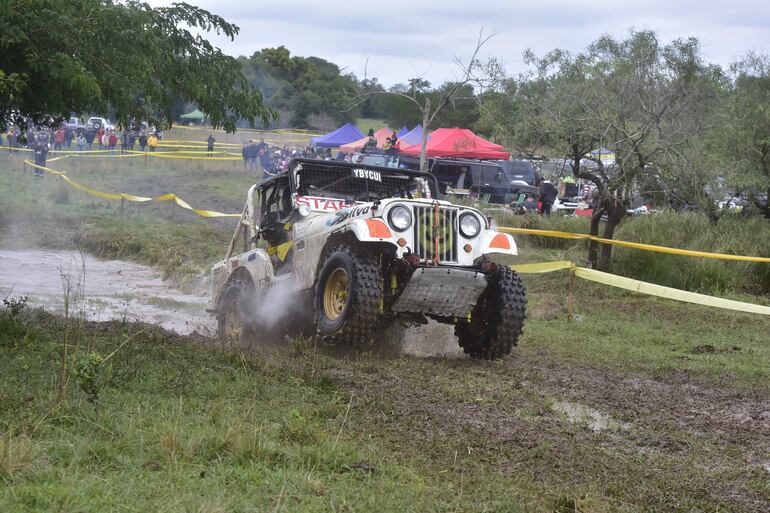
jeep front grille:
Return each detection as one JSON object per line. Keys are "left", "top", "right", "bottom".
{"left": 413, "top": 205, "right": 458, "bottom": 263}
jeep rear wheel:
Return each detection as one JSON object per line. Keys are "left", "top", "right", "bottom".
{"left": 455, "top": 266, "right": 526, "bottom": 360}
{"left": 315, "top": 246, "right": 382, "bottom": 344}
{"left": 217, "top": 279, "right": 256, "bottom": 351}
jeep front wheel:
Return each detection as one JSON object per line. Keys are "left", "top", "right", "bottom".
{"left": 455, "top": 266, "right": 526, "bottom": 359}
{"left": 315, "top": 246, "right": 382, "bottom": 344}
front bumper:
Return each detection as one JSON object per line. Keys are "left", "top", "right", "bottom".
{"left": 391, "top": 267, "right": 489, "bottom": 318}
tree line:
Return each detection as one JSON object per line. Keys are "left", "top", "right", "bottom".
{"left": 1, "top": 2, "right": 766, "bottom": 226}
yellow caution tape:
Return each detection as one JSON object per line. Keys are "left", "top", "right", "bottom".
{"left": 170, "top": 195, "right": 240, "bottom": 218}
{"left": 160, "top": 140, "right": 242, "bottom": 147}
{"left": 123, "top": 149, "right": 232, "bottom": 155}
{"left": 498, "top": 226, "right": 770, "bottom": 263}
{"left": 510, "top": 260, "right": 770, "bottom": 316}
{"left": 512, "top": 261, "right": 574, "bottom": 273}
{"left": 23, "top": 161, "right": 240, "bottom": 217}
{"left": 156, "top": 143, "right": 231, "bottom": 149}
{"left": 46, "top": 154, "right": 72, "bottom": 163}
{"left": 139, "top": 153, "right": 242, "bottom": 161}
{"left": 574, "top": 267, "right": 770, "bottom": 316}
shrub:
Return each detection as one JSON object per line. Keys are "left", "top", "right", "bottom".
{"left": 488, "top": 209, "right": 769, "bottom": 295}
{"left": 612, "top": 212, "right": 770, "bottom": 295}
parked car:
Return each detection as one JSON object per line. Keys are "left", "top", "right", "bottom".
{"left": 64, "top": 117, "right": 85, "bottom": 132}
{"left": 428, "top": 158, "right": 539, "bottom": 206}
{"left": 86, "top": 117, "right": 114, "bottom": 131}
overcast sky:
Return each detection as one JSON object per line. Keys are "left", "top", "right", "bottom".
{"left": 150, "top": 0, "right": 769, "bottom": 86}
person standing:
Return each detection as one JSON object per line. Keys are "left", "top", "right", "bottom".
{"left": 96, "top": 127, "right": 105, "bottom": 150}
{"left": 147, "top": 132, "right": 158, "bottom": 152}
{"left": 76, "top": 131, "right": 87, "bottom": 153}
{"left": 539, "top": 179, "right": 558, "bottom": 215}
{"left": 53, "top": 127, "right": 65, "bottom": 150}
{"left": 33, "top": 136, "right": 48, "bottom": 177}
{"left": 108, "top": 131, "right": 118, "bottom": 152}
{"left": 139, "top": 132, "right": 148, "bottom": 151}
{"left": 363, "top": 128, "right": 377, "bottom": 150}
{"left": 6, "top": 128, "right": 14, "bottom": 154}
{"left": 207, "top": 134, "right": 215, "bottom": 157}
{"left": 64, "top": 128, "right": 73, "bottom": 148}
{"left": 85, "top": 129, "right": 95, "bottom": 150}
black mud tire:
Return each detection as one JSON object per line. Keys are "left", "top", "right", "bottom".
{"left": 314, "top": 246, "right": 382, "bottom": 344}
{"left": 217, "top": 278, "right": 256, "bottom": 351}
{"left": 455, "top": 266, "right": 526, "bottom": 360}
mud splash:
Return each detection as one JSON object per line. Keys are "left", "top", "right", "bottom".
{"left": 0, "top": 248, "right": 214, "bottom": 336}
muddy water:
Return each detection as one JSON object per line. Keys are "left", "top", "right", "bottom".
{"left": 0, "top": 249, "right": 215, "bottom": 335}
{"left": 0, "top": 248, "right": 468, "bottom": 354}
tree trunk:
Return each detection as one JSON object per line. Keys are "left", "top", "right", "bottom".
{"left": 587, "top": 207, "right": 604, "bottom": 269}
{"left": 419, "top": 98, "right": 431, "bottom": 174}
{"left": 598, "top": 200, "right": 626, "bottom": 271}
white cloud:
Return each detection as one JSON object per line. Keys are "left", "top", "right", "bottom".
{"left": 148, "top": 0, "right": 770, "bottom": 85}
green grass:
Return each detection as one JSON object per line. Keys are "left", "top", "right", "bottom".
{"left": 0, "top": 310, "right": 456, "bottom": 512}
{"left": 493, "top": 210, "right": 770, "bottom": 296}
{"left": 1, "top": 289, "right": 768, "bottom": 512}
{"left": 1, "top": 129, "right": 769, "bottom": 510}
{"left": 355, "top": 118, "right": 389, "bottom": 135}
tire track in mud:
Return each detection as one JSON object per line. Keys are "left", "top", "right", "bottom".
{"left": 318, "top": 352, "right": 770, "bottom": 511}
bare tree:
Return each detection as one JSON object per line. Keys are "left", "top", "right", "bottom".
{"left": 346, "top": 28, "right": 495, "bottom": 173}
{"left": 496, "top": 31, "right": 722, "bottom": 269}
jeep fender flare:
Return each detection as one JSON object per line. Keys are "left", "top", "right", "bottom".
{"left": 345, "top": 218, "right": 400, "bottom": 246}
{"left": 308, "top": 221, "right": 398, "bottom": 289}
{"left": 473, "top": 231, "right": 518, "bottom": 259}
{"left": 215, "top": 250, "right": 274, "bottom": 308}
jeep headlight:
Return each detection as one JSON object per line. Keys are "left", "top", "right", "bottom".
{"left": 459, "top": 213, "right": 481, "bottom": 238}
{"left": 388, "top": 205, "right": 412, "bottom": 232}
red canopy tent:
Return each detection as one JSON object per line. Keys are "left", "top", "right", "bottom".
{"left": 399, "top": 127, "right": 509, "bottom": 160}
{"left": 339, "top": 127, "right": 395, "bottom": 153}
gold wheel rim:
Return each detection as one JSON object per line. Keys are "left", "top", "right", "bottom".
{"left": 323, "top": 267, "right": 349, "bottom": 321}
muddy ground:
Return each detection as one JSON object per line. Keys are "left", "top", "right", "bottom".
{"left": 1, "top": 247, "right": 768, "bottom": 511}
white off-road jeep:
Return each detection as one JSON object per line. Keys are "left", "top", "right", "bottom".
{"left": 210, "top": 159, "right": 526, "bottom": 359}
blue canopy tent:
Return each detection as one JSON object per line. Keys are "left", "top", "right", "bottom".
{"left": 311, "top": 122, "right": 364, "bottom": 147}
{"left": 399, "top": 125, "right": 426, "bottom": 146}
{"left": 396, "top": 126, "right": 409, "bottom": 138}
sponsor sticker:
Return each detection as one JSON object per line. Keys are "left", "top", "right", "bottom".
{"left": 352, "top": 168, "right": 382, "bottom": 182}
{"left": 295, "top": 195, "right": 347, "bottom": 212}
{"left": 326, "top": 205, "right": 371, "bottom": 226}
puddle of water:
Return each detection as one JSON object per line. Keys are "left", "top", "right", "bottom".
{"left": 552, "top": 400, "right": 631, "bottom": 433}
{"left": 0, "top": 248, "right": 215, "bottom": 336}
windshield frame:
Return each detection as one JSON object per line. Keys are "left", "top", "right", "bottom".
{"left": 288, "top": 158, "right": 439, "bottom": 202}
